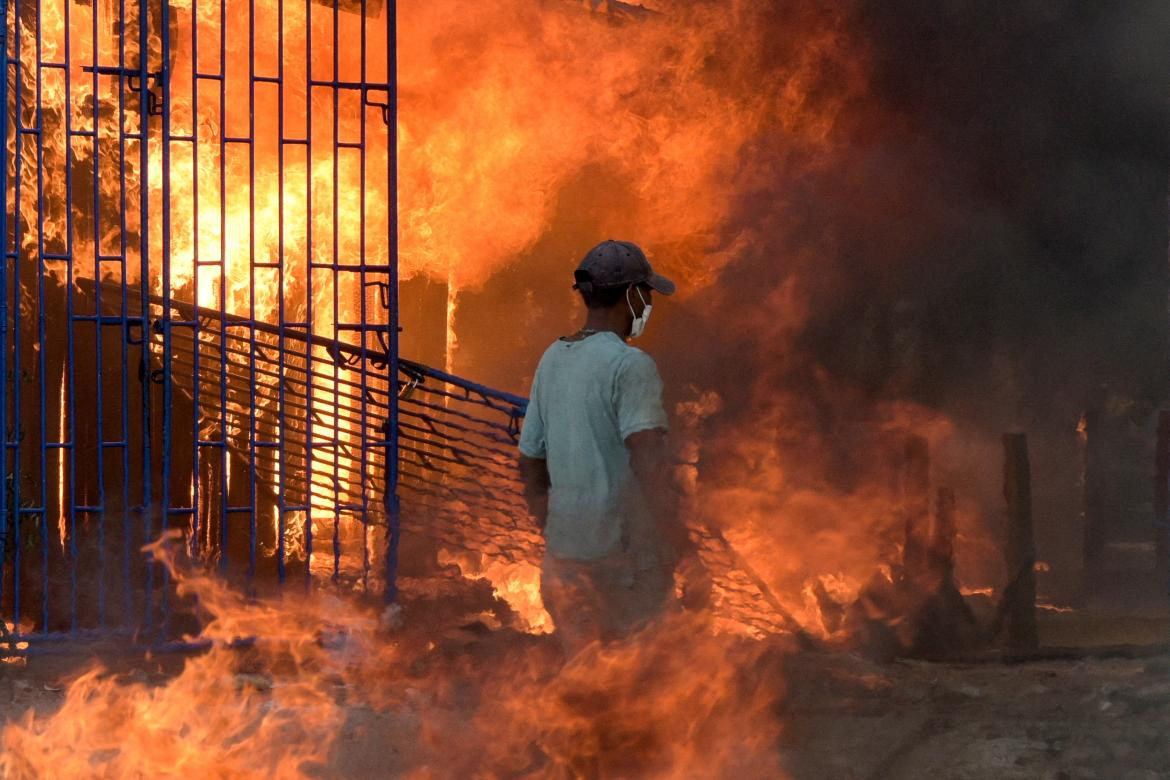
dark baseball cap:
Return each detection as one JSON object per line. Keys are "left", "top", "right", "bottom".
{"left": 572, "top": 240, "right": 676, "bottom": 295}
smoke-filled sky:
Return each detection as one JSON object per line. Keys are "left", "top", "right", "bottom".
{"left": 455, "top": 1, "right": 1169, "bottom": 416}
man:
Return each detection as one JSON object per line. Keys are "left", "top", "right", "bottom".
{"left": 518, "top": 239, "right": 692, "bottom": 656}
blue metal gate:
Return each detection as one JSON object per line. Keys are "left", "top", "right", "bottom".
{"left": 0, "top": 0, "right": 399, "bottom": 650}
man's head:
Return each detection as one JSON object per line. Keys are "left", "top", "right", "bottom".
{"left": 572, "top": 240, "right": 674, "bottom": 338}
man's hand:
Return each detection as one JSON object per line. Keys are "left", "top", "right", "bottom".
{"left": 519, "top": 455, "right": 551, "bottom": 530}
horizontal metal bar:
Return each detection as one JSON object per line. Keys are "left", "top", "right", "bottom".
{"left": 308, "top": 79, "right": 390, "bottom": 90}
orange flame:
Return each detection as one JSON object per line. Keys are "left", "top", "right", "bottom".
{"left": 0, "top": 534, "right": 395, "bottom": 777}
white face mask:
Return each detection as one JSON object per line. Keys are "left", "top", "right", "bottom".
{"left": 627, "top": 286, "right": 652, "bottom": 339}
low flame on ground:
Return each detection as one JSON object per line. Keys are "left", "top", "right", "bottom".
{"left": 0, "top": 533, "right": 394, "bottom": 778}
{"left": 437, "top": 547, "right": 553, "bottom": 634}
{"left": 1, "top": 536, "right": 792, "bottom": 777}
{"left": 1, "top": 620, "right": 31, "bottom": 665}
{"left": 960, "top": 586, "right": 995, "bottom": 598}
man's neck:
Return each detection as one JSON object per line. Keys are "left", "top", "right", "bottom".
{"left": 582, "top": 308, "right": 629, "bottom": 339}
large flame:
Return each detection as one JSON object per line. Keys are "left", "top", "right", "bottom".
{"left": 1, "top": 535, "right": 789, "bottom": 776}
{"left": 396, "top": 0, "right": 862, "bottom": 290}
{"left": 0, "top": 533, "right": 394, "bottom": 777}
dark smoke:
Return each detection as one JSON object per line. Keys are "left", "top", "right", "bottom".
{"left": 454, "top": 1, "right": 1170, "bottom": 592}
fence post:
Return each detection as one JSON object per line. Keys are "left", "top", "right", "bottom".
{"left": 1081, "top": 407, "right": 1106, "bottom": 594}
{"left": 1001, "top": 433, "right": 1038, "bottom": 651}
{"left": 900, "top": 435, "right": 931, "bottom": 582}
{"left": 1154, "top": 411, "right": 1170, "bottom": 578}
{"left": 930, "top": 486, "right": 957, "bottom": 585}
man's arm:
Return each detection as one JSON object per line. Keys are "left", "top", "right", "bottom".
{"left": 627, "top": 428, "right": 710, "bottom": 608}
{"left": 625, "top": 428, "right": 689, "bottom": 553}
{"left": 519, "top": 455, "right": 550, "bottom": 530}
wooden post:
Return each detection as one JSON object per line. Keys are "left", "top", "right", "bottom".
{"left": 900, "top": 435, "right": 931, "bottom": 583}
{"left": 1082, "top": 408, "right": 1106, "bottom": 592}
{"left": 929, "top": 487, "right": 957, "bottom": 586}
{"left": 1155, "top": 412, "right": 1170, "bottom": 575}
{"left": 1001, "top": 434, "right": 1038, "bottom": 651}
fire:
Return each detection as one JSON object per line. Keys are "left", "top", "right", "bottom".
{"left": 0, "top": 619, "right": 32, "bottom": 664}
{"left": 444, "top": 612, "right": 789, "bottom": 777}
{"left": 10, "top": 0, "right": 873, "bottom": 595}
{"left": 0, "top": 533, "right": 394, "bottom": 778}
{"left": 12, "top": 0, "right": 391, "bottom": 569}
{"left": 396, "top": 1, "right": 862, "bottom": 293}
{"left": 437, "top": 547, "right": 552, "bottom": 633}
{"left": 1, "top": 537, "right": 791, "bottom": 776}
{"left": 682, "top": 381, "right": 1001, "bottom": 644}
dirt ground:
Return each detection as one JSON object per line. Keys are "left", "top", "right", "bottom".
{"left": 1, "top": 607, "right": 1168, "bottom": 779}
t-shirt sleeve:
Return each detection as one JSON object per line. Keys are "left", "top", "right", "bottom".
{"left": 517, "top": 368, "right": 547, "bottom": 459}
{"left": 614, "top": 350, "right": 669, "bottom": 441}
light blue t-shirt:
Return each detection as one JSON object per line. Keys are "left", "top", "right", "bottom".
{"left": 518, "top": 332, "right": 669, "bottom": 560}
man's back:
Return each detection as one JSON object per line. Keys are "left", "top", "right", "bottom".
{"left": 518, "top": 331, "right": 668, "bottom": 560}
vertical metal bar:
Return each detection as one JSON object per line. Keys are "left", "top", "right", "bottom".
{"left": 159, "top": 0, "right": 175, "bottom": 635}
{"left": 118, "top": 0, "right": 134, "bottom": 627}
{"left": 191, "top": 0, "right": 203, "bottom": 563}
{"left": 303, "top": 0, "right": 313, "bottom": 589}
{"left": 231, "top": 0, "right": 249, "bottom": 581}
{"left": 383, "top": 0, "right": 399, "bottom": 605}
{"left": 249, "top": 0, "right": 271, "bottom": 583}
{"left": 90, "top": 0, "right": 107, "bottom": 628}
{"left": 9, "top": 0, "right": 25, "bottom": 631}
{"left": 0, "top": 0, "right": 10, "bottom": 627}
{"left": 63, "top": 0, "right": 80, "bottom": 634}
{"left": 329, "top": 0, "right": 339, "bottom": 585}
{"left": 34, "top": 0, "right": 50, "bottom": 633}
{"left": 358, "top": 0, "right": 369, "bottom": 592}
{"left": 138, "top": 0, "right": 155, "bottom": 633}
{"left": 276, "top": 0, "right": 290, "bottom": 588}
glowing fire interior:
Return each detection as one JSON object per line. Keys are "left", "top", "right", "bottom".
{"left": 8, "top": 0, "right": 392, "bottom": 584}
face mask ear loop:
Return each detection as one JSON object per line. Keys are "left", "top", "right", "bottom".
{"left": 626, "top": 285, "right": 646, "bottom": 316}
{"left": 626, "top": 285, "right": 651, "bottom": 339}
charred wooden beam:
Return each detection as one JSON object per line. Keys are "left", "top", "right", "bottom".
{"left": 1081, "top": 408, "right": 1107, "bottom": 592}
{"left": 900, "top": 435, "right": 931, "bottom": 584}
{"left": 1154, "top": 411, "right": 1170, "bottom": 575}
{"left": 929, "top": 487, "right": 957, "bottom": 586}
{"left": 999, "top": 433, "right": 1038, "bottom": 652}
